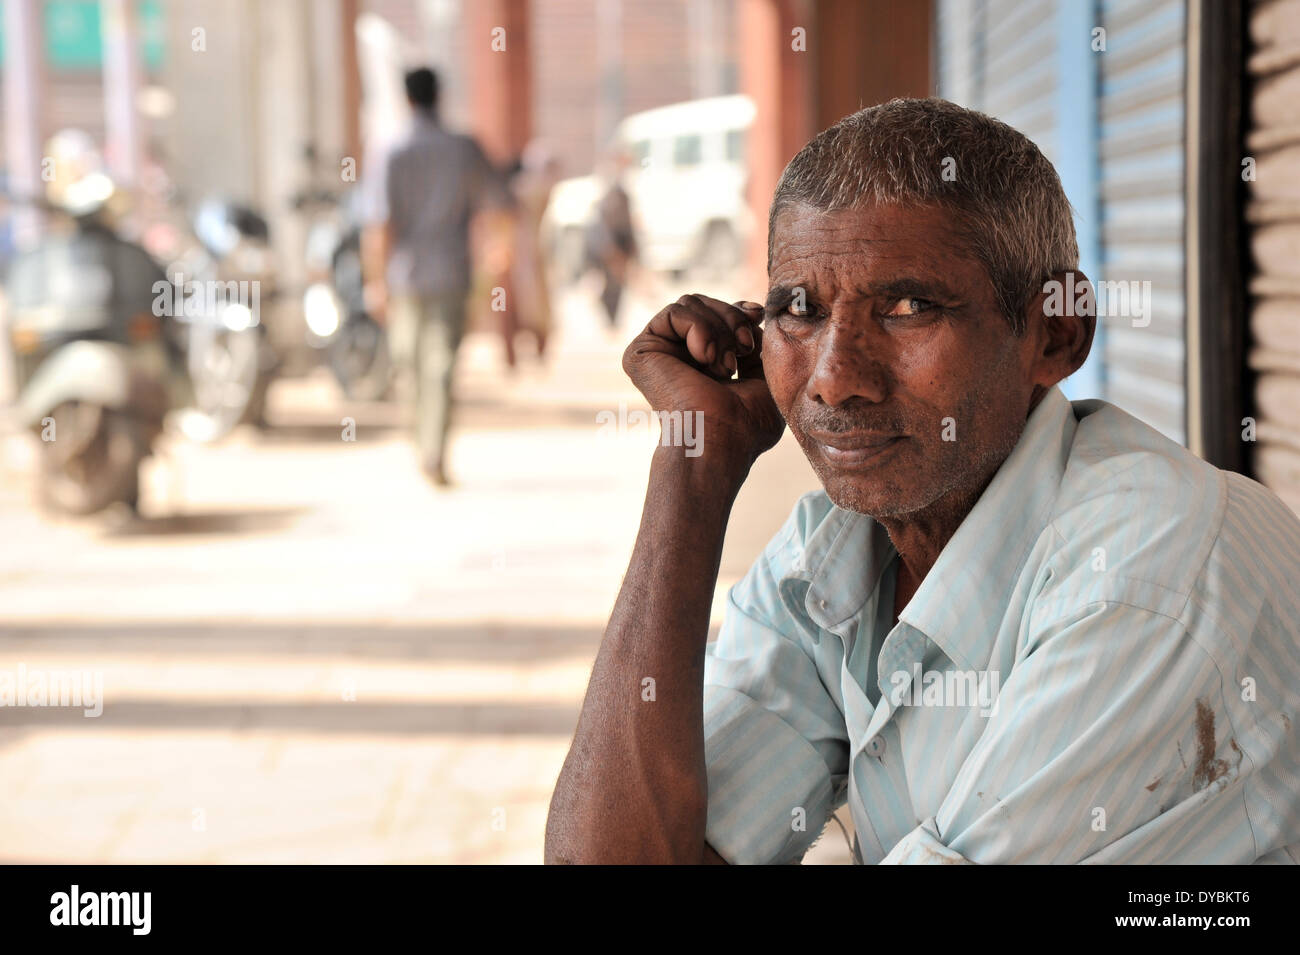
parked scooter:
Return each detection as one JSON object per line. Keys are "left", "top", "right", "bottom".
{"left": 3, "top": 138, "right": 251, "bottom": 514}
{"left": 6, "top": 203, "right": 187, "bottom": 513}
{"left": 296, "top": 186, "right": 391, "bottom": 401}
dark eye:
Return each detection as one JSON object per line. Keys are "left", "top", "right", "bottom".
{"left": 785, "top": 298, "right": 817, "bottom": 319}
{"left": 883, "top": 297, "right": 935, "bottom": 319}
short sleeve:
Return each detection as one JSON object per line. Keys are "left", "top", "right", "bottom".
{"left": 359, "top": 141, "right": 396, "bottom": 227}
{"left": 702, "top": 530, "right": 850, "bottom": 864}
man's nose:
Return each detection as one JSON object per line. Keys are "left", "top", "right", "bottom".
{"left": 805, "top": 319, "right": 891, "bottom": 407}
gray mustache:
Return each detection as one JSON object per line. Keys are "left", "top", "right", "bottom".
{"left": 797, "top": 413, "right": 907, "bottom": 435}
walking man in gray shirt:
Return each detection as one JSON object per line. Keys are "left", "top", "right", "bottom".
{"left": 363, "top": 67, "right": 511, "bottom": 485}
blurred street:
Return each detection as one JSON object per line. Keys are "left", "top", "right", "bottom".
{"left": 0, "top": 277, "right": 851, "bottom": 864}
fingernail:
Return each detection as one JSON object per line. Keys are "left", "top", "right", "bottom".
{"left": 738, "top": 301, "right": 763, "bottom": 310}
{"left": 736, "top": 326, "right": 755, "bottom": 350}
{"left": 724, "top": 350, "right": 737, "bottom": 373}
{"left": 705, "top": 342, "right": 716, "bottom": 365}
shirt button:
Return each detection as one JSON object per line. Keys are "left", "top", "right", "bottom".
{"left": 866, "top": 736, "right": 886, "bottom": 758}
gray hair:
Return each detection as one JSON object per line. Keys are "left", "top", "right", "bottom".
{"left": 768, "top": 98, "right": 1079, "bottom": 336}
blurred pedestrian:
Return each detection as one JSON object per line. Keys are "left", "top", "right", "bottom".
{"left": 362, "top": 66, "right": 512, "bottom": 486}
{"left": 509, "top": 141, "right": 563, "bottom": 360}
{"left": 585, "top": 150, "right": 638, "bottom": 329}
{"left": 470, "top": 165, "right": 520, "bottom": 370}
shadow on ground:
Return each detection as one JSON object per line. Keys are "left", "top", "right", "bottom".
{"left": 0, "top": 699, "right": 581, "bottom": 735}
{"left": 99, "top": 507, "right": 311, "bottom": 538}
{"left": 251, "top": 395, "right": 618, "bottom": 442}
{"left": 0, "top": 621, "right": 604, "bottom": 662}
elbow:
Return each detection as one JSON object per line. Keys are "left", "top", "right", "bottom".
{"left": 542, "top": 814, "right": 575, "bottom": 865}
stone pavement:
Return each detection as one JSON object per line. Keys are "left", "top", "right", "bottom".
{"left": 0, "top": 273, "right": 854, "bottom": 864}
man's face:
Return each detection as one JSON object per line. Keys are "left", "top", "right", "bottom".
{"left": 763, "top": 201, "right": 1039, "bottom": 519}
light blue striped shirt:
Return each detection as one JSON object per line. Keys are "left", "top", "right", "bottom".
{"left": 702, "top": 384, "right": 1300, "bottom": 864}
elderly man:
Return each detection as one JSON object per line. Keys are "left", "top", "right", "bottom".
{"left": 545, "top": 99, "right": 1300, "bottom": 865}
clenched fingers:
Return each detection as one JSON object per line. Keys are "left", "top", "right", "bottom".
{"left": 642, "top": 294, "right": 763, "bottom": 380}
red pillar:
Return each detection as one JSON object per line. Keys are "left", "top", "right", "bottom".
{"left": 739, "top": 0, "right": 932, "bottom": 291}
{"left": 466, "top": 0, "right": 533, "bottom": 166}
{"left": 340, "top": 0, "right": 363, "bottom": 171}
{"left": 812, "top": 0, "right": 932, "bottom": 131}
{"left": 738, "top": 0, "right": 815, "bottom": 291}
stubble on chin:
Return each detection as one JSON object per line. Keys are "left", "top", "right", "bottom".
{"left": 803, "top": 395, "right": 1027, "bottom": 522}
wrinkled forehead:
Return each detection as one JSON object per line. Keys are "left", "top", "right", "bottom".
{"left": 767, "top": 200, "right": 990, "bottom": 292}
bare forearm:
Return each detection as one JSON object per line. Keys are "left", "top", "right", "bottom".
{"left": 545, "top": 444, "right": 750, "bottom": 863}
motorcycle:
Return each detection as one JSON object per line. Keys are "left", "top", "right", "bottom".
{"left": 4, "top": 191, "right": 250, "bottom": 514}
{"left": 296, "top": 187, "right": 391, "bottom": 401}
{"left": 185, "top": 197, "right": 281, "bottom": 430}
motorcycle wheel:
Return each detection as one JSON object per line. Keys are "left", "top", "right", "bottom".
{"left": 37, "top": 402, "right": 147, "bottom": 516}
{"left": 330, "top": 315, "right": 392, "bottom": 402}
{"left": 184, "top": 321, "right": 269, "bottom": 439}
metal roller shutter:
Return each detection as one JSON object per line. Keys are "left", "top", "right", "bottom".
{"left": 937, "top": 0, "right": 1188, "bottom": 443}
{"left": 937, "top": 0, "right": 1060, "bottom": 176}
{"left": 1246, "top": 0, "right": 1300, "bottom": 513}
{"left": 1097, "top": 0, "right": 1187, "bottom": 445}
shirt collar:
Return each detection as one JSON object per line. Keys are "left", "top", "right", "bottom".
{"left": 791, "top": 385, "right": 1077, "bottom": 671}
{"left": 411, "top": 110, "right": 441, "bottom": 133}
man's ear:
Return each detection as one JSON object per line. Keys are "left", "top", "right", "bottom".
{"left": 1025, "top": 269, "right": 1097, "bottom": 386}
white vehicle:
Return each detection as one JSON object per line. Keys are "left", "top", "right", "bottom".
{"left": 544, "top": 174, "right": 603, "bottom": 283}
{"left": 544, "top": 94, "right": 756, "bottom": 280}
{"left": 620, "top": 94, "right": 754, "bottom": 275}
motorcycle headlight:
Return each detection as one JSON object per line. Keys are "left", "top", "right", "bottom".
{"left": 220, "top": 302, "right": 255, "bottom": 332}
{"left": 303, "top": 283, "right": 341, "bottom": 338}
